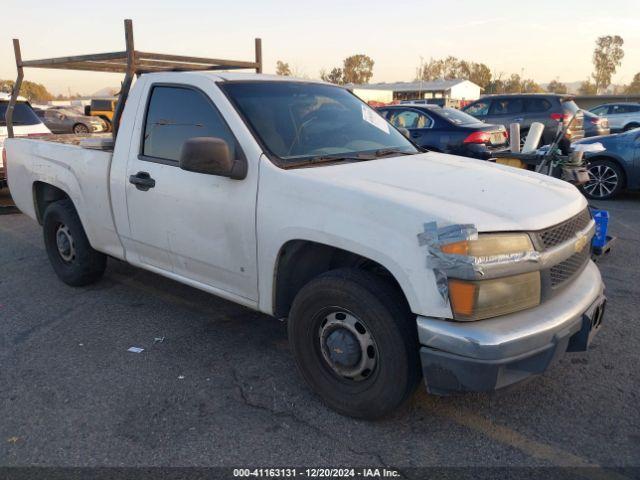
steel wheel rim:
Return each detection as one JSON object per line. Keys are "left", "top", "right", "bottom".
{"left": 585, "top": 165, "right": 618, "bottom": 198}
{"left": 318, "top": 310, "right": 378, "bottom": 381}
{"left": 55, "top": 224, "right": 76, "bottom": 262}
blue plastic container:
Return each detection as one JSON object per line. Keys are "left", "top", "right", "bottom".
{"left": 591, "top": 209, "right": 609, "bottom": 248}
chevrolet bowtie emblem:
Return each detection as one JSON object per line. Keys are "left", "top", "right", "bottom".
{"left": 574, "top": 234, "right": 588, "bottom": 253}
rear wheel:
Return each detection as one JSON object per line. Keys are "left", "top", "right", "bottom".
{"left": 288, "top": 268, "right": 420, "bottom": 419}
{"left": 582, "top": 159, "right": 624, "bottom": 200}
{"left": 43, "top": 199, "right": 107, "bottom": 286}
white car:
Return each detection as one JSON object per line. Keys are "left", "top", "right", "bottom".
{"left": 1, "top": 92, "right": 51, "bottom": 187}
{"left": 5, "top": 72, "right": 606, "bottom": 419}
{"left": 589, "top": 102, "right": 640, "bottom": 133}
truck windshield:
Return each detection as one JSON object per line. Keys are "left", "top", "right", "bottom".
{"left": 0, "top": 101, "right": 42, "bottom": 126}
{"left": 221, "top": 82, "right": 418, "bottom": 164}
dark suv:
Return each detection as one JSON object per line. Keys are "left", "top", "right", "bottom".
{"left": 462, "top": 94, "right": 584, "bottom": 149}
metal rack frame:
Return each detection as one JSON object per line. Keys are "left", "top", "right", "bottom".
{"left": 5, "top": 19, "right": 263, "bottom": 138}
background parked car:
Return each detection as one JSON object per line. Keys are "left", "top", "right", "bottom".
{"left": 462, "top": 94, "right": 584, "bottom": 151}
{"left": 36, "top": 108, "right": 106, "bottom": 134}
{"left": 573, "top": 127, "right": 640, "bottom": 200}
{"left": 582, "top": 110, "right": 610, "bottom": 137}
{"left": 48, "top": 105, "right": 86, "bottom": 116}
{"left": 378, "top": 104, "right": 508, "bottom": 159}
{"left": 84, "top": 98, "right": 117, "bottom": 132}
{"left": 1, "top": 93, "right": 51, "bottom": 188}
{"left": 589, "top": 103, "right": 640, "bottom": 133}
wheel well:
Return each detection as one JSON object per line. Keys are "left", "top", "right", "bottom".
{"left": 33, "top": 182, "right": 70, "bottom": 224}
{"left": 72, "top": 122, "right": 86, "bottom": 130}
{"left": 624, "top": 122, "right": 640, "bottom": 131}
{"left": 586, "top": 156, "right": 627, "bottom": 188}
{"left": 273, "top": 240, "right": 409, "bottom": 318}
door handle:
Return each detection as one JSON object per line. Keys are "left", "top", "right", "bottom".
{"left": 129, "top": 171, "right": 156, "bottom": 191}
{"left": 513, "top": 117, "right": 524, "bottom": 123}
{"left": 411, "top": 132, "right": 420, "bottom": 138}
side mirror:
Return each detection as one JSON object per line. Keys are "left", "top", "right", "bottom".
{"left": 179, "top": 137, "right": 247, "bottom": 180}
{"left": 58, "top": 114, "right": 66, "bottom": 120}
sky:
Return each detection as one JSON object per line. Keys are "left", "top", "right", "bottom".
{"left": 1, "top": 0, "right": 639, "bottom": 96}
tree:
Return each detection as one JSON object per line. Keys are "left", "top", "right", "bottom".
{"left": 341, "top": 54, "right": 374, "bottom": 84}
{"left": 467, "top": 62, "right": 492, "bottom": 89}
{"left": 0, "top": 79, "right": 54, "bottom": 103}
{"left": 320, "top": 67, "right": 344, "bottom": 85}
{"left": 416, "top": 58, "right": 444, "bottom": 81}
{"left": 625, "top": 73, "right": 640, "bottom": 94}
{"left": 591, "top": 35, "right": 624, "bottom": 93}
{"left": 578, "top": 79, "right": 597, "bottom": 95}
{"left": 547, "top": 79, "right": 568, "bottom": 94}
{"left": 415, "top": 57, "right": 492, "bottom": 89}
{"left": 275, "top": 60, "right": 292, "bottom": 76}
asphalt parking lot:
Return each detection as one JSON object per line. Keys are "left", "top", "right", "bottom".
{"left": 0, "top": 187, "right": 639, "bottom": 476}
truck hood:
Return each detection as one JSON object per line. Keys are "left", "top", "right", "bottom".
{"left": 291, "top": 152, "right": 587, "bottom": 232}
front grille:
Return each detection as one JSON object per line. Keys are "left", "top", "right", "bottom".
{"left": 537, "top": 209, "right": 592, "bottom": 251}
{"left": 549, "top": 247, "right": 590, "bottom": 289}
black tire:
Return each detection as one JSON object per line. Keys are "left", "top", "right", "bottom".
{"left": 288, "top": 268, "right": 420, "bottom": 419}
{"left": 73, "top": 123, "right": 89, "bottom": 134}
{"left": 582, "top": 159, "right": 625, "bottom": 200}
{"left": 43, "top": 199, "right": 107, "bottom": 286}
{"left": 623, "top": 123, "right": 640, "bottom": 132}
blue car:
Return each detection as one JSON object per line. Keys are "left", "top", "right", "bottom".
{"left": 377, "top": 104, "right": 509, "bottom": 159}
{"left": 573, "top": 127, "right": 640, "bottom": 199}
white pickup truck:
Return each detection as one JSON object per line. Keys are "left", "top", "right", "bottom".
{"left": 6, "top": 72, "right": 606, "bottom": 419}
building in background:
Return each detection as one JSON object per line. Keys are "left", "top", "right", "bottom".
{"left": 348, "top": 79, "right": 481, "bottom": 107}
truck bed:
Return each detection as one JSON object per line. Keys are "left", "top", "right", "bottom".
{"left": 5, "top": 135, "right": 122, "bottom": 259}
{"left": 34, "top": 133, "right": 114, "bottom": 151}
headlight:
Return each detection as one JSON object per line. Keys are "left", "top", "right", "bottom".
{"left": 440, "top": 233, "right": 534, "bottom": 257}
{"left": 443, "top": 233, "right": 540, "bottom": 321}
{"left": 448, "top": 272, "right": 541, "bottom": 321}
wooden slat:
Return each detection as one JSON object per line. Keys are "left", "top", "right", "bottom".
{"left": 27, "top": 62, "right": 129, "bottom": 73}
{"left": 20, "top": 51, "right": 127, "bottom": 67}
{"left": 136, "top": 51, "right": 259, "bottom": 69}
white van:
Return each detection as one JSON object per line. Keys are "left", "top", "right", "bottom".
{"left": 1, "top": 92, "right": 51, "bottom": 187}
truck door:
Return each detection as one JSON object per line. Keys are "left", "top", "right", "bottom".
{"left": 123, "top": 82, "right": 258, "bottom": 302}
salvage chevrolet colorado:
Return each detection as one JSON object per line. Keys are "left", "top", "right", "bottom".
{"left": 3, "top": 21, "right": 606, "bottom": 419}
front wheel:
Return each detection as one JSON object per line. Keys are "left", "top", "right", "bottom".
{"left": 582, "top": 159, "right": 624, "bottom": 200}
{"left": 43, "top": 199, "right": 107, "bottom": 286}
{"left": 288, "top": 268, "right": 420, "bottom": 419}
{"left": 73, "top": 123, "right": 89, "bottom": 134}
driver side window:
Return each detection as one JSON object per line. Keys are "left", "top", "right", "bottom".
{"left": 142, "top": 85, "right": 237, "bottom": 163}
{"left": 388, "top": 110, "right": 431, "bottom": 129}
{"left": 464, "top": 100, "right": 490, "bottom": 116}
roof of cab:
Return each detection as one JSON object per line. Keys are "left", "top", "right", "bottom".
{"left": 142, "top": 70, "right": 329, "bottom": 85}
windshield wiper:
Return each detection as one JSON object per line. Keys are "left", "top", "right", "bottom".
{"left": 373, "top": 148, "right": 417, "bottom": 157}
{"left": 307, "top": 154, "right": 376, "bottom": 164}
{"left": 283, "top": 149, "right": 418, "bottom": 169}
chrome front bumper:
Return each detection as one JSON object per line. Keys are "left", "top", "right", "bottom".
{"left": 417, "top": 260, "right": 605, "bottom": 394}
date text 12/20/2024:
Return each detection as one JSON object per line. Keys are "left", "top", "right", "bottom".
{"left": 233, "top": 468, "right": 401, "bottom": 478}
